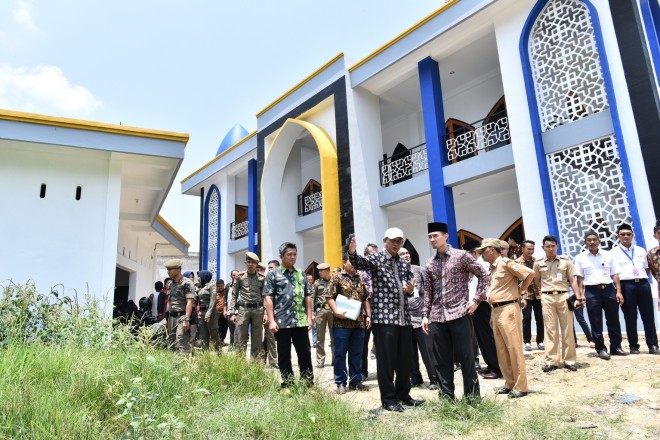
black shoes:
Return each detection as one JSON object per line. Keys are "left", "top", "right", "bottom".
{"left": 481, "top": 371, "right": 502, "bottom": 379}
{"left": 597, "top": 350, "right": 611, "bottom": 360}
{"left": 630, "top": 347, "right": 641, "bottom": 355}
{"left": 400, "top": 398, "right": 425, "bottom": 407}
{"left": 611, "top": 348, "right": 628, "bottom": 356}
{"left": 564, "top": 364, "right": 577, "bottom": 371}
{"left": 649, "top": 345, "right": 660, "bottom": 355}
{"left": 508, "top": 390, "right": 528, "bottom": 399}
{"left": 542, "top": 364, "right": 558, "bottom": 372}
{"left": 349, "top": 382, "right": 368, "bottom": 391}
{"left": 383, "top": 403, "right": 405, "bottom": 412}
{"left": 495, "top": 386, "right": 512, "bottom": 395}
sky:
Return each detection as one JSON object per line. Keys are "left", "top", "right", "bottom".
{"left": 0, "top": 0, "right": 444, "bottom": 251}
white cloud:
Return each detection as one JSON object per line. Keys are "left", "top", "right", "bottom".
{"left": 0, "top": 64, "right": 102, "bottom": 116}
{"left": 12, "top": 0, "right": 38, "bottom": 31}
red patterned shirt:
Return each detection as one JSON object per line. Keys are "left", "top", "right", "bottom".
{"left": 423, "top": 246, "right": 489, "bottom": 323}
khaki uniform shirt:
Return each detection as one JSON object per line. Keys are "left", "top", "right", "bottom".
{"left": 488, "top": 256, "right": 534, "bottom": 304}
{"left": 533, "top": 255, "right": 576, "bottom": 294}
{"left": 313, "top": 278, "right": 330, "bottom": 312}
{"left": 515, "top": 256, "right": 539, "bottom": 299}
{"left": 168, "top": 278, "right": 196, "bottom": 313}
{"left": 231, "top": 272, "right": 265, "bottom": 312}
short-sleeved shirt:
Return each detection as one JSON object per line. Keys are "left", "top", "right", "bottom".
{"left": 647, "top": 246, "right": 660, "bottom": 284}
{"left": 515, "top": 256, "right": 539, "bottom": 299}
{"left": 263, "top": 266, "right": 311, "bottom": 329}
{"left": 534, "top": 255, "right": 576, "bottom": 293}
{"left": 313, "top": 278, "right": 330, "bottom": 311}
{"left": 197, "top": 283, "right": 218, "bottom": 319}
{"left": 574, "top": 249, "right": 620, "bottom": 285}
{"left": 488, "top": 256, "right": 533, "bottom": 304}
{"left": 168, "top": 278, "right": 196, "bottom": 313}
{"left": 612, "top": 244, "right": 648, "bottom": 280}
{"left": 325, "top": 270, "right": 368, "bottom": 329}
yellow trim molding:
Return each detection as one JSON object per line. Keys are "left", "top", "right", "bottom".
{"left": 256, "top": 53, "right": 344, "bottom": 118}
{"left": 0, "top": 109, "right": 190, "bottom": 143}
{"left": 181, "top": 131, "right": 257, "bottom": 184}
{"left": 260, "top": 119, "right": 342, "bottom": 269}
{"left": 349, "top": 0, "right": 460, "bottom": 72}
{"left": 156, "top": 215, "right": 191, "bottom": 248}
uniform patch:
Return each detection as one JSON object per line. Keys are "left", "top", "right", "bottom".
{"left": 512, "top": 264, "right": 521, "bottom": 271}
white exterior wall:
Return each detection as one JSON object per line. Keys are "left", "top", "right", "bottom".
{"left": 593, "top": 0, "right": 657, "bottom": 248}
{"left": 381, "top": 111, "right": 424, "bottom": 157}
{"left": 219, "top": 173, "right": 233, "bottom": 279}
{"left": 346, "top": 85, "right": 389, "bottom": 246}
{"left": 390, "top": 212, "right": 434, "bottom": 262}
{"left": 442, "top": 73, "right": 505, "bottom": 127}
{"left": 493, "top": 0, "right": 550, "bottom": 244}
{"left": 116, "top": 225, "right": 165, "bottom": 301}
{"left": 2, "top": 144, "right": 119, "bottom": 307}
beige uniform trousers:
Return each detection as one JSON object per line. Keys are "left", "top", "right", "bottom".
{"left": 541, "top": 293, "right": 576, "bottom": 366}
{"left": 167, "top": 316, "right": 191, "bottom": 354}
{"left": 492, "top": 303, "right": 528, "bottom": 392}
{"left": 237, "top": 307, "right": 264, "bottom": 359}
{"left": 263, "top": 324, "right": 278, "bottom": 365}
{"left": 315, "top": 309, "right": 334, "bottom": 366}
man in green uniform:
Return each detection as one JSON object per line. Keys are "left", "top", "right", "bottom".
{"left": 163, "top": 259, "right": 196, "bottom": 354}
{"left": 313, "top": 263, "right": 334, "bottom": 368}
{"left": 230, "top": 252, "right": 266, "bottom": 360}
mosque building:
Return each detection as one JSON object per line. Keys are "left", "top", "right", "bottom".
{"left": 182, "top": 0, "right": 660, "bottom": 285}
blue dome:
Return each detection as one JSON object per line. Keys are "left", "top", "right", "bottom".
{"left": 216, "top": 124, "right": 249, "bottom": 156}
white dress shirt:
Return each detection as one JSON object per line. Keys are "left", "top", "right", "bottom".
{"left": 574, "top": 249, "right": 620, "bottom": 285}
{"left": 612, "top": 244, "right": 648, "bottom": 280}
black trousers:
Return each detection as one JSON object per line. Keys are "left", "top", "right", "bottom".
{"left": 218, "top": 313, "right": 229, "bottom": 341}
{"left": 360, "top": 327, "right": 371, "bottom": 377}
{"left": 471, "top": 301, "right": 501, "bottom": 375}
{"left": 372, "top": 324, "right": 412, "bottom": 406}
{"left": 620, "top": 280, "right": 658, "bottom": 349}
{"left": 430, "top": 316, "right": 480, "bottom": 400}
{"left": 522, "top": 297, "right": 544, "bottom": 344}
{"left": 274, "top": 327, "right": 313, "bottom": 386}
{"left": 585, "top": 285, "right": 622, "bottom": 352}
{"left": 411, "top": 326, "right": 438, "bottom": 385}
{"left": 573, "top": 307, "right": 593, "bottom": 343}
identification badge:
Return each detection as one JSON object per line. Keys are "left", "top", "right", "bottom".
{"left": 633, "top": 268, "right": 640, "bottom": 277}
{"left": 602, "top": 270, "right": 609, "bottom": 279}
{"left": 413, "top": 287, "right": 419, "bottom": 298}
{"left": 556, "top": 273, "right": 563, "bottom": 282}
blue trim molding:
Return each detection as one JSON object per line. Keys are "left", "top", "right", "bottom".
{"left": 640, "top": 0, "right": 660, "bottom": 86}
{"left": 519, "top": 0, "right": 645, "bottom": 249}
{"left": 418, "top": 56, "right": 458, "bottom": 247}
{"left": 247, "top": 159, "right": 259, "bottom": 254}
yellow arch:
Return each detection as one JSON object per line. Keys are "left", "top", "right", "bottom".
{"left": 261, "top": 118, "right": 342, "bottom": 269}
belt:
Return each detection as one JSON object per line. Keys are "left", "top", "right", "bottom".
{"left": 586, "top": 283, "right": 612, "bottom": 290}
{"left": 491, "top": 299, "right": 517, "bottom": 308}
{"left": 170, "top": 311, "right": 185, "bottom": 318}
{"left": 620, "top": 279, "right": 647, "bottom": 284}
{"left": 238, "top": 301, "right": 261, "bottom": 309}
{"left": 542, "top": 290, "right": 568, "bottom": 295}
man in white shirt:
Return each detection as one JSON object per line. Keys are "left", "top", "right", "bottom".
{"left": 575, "top": 230, "right": 626, "bottom": 360}
{"left": 612, "top": 223, "right": 659, "bottom": 355}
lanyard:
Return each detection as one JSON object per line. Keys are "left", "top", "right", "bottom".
{"left": 619, "top": 245, "right": 634, "bottom": 263}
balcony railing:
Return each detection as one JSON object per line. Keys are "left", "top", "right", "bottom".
{"left": 445, "top": 110, "right": 510, "bottom": 163}
{"left": 230, "top": 218, "right": 248, "bottom": 240}
{"left": 298, "top": 191, "right": 322, "bottom": 216}
{"left": 379, "top": 142, "right": 428, "bottom": 187}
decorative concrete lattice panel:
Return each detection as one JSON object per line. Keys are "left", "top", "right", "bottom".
{"left": 208, "top": 258, "right": 217, "bottom": 278}
{"left": 547, "top": 135, "right": 632, "bottom": 257}
{"left": 208, "top": 190, "right": 218, "bottom": 250}
{"left": 381, "top": 148, "right": 428, "bottom": 185}
{"left": 529, "top": 0, "right": 608, "bottom": 131}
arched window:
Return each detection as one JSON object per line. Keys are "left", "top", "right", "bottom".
{"left": 529, "top": 0, "right": 608, "bottom": 131}
{"left": 205, "top": 186, "right": 220, "bottom": 278}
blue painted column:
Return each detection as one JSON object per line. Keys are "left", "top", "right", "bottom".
{"left": 247, "top": 159, "right": 259, "bottom": 254}
{"left": 418, "top": 57, "right": 458, "bottom": 247}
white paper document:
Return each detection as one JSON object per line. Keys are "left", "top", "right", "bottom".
{"left": 335, "top": 295, "right": 362, "bottom": 320}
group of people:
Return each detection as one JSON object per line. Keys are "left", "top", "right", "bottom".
{"left": 150, "top": 220, "right": 660, "bottom": 413}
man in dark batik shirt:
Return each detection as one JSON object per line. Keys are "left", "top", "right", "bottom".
{"left": 348, "top": 227, "right": 423, "bottom": 412}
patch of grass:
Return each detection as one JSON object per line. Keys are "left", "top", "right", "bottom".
{"left": 500, "top": 405, "right": 594, "bottom": 439}
{"left": 416, "top": 397, "right": 505, "bottom": 436}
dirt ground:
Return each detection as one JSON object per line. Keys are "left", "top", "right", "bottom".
{"left": 300, "top": 333, "right": 660, "bottom": 439}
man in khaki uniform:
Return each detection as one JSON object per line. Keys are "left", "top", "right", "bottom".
{"left": 534, "top": 235, "right": 583, "bottom": 372}
{"left": 516, "top": 240, "right": 544, "bottom": 352}
{"left": 163, "top": 259, "right": 197, "bottom": 354}
{"left": 230, "top": 252, "right": 266, "bottom": 360}
{"left": 476, "top": 238, "right": 534, "bottom": 398}
{"left": 313, "top": 263, "right": 334, "bottom": 368}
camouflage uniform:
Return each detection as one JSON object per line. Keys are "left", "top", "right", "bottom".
{"left": 198, "top": 281, "right": 222, "bottom": 351}
{"left": 313, "top": 278, "right": 334, "bottom": 367}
